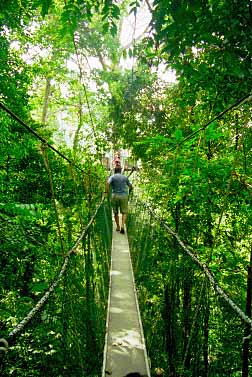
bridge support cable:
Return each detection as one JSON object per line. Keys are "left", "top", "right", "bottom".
{"left": 1, "top": 198, "right": 112, "bottom": 375}
{"left": 102, "top": 220, "right": 151, "bottom": 377}
{"left": 1, "top": 101, "right": 112, "bottom": 375}
{"left": 0, "top": 101, "right": 88, "bottom": 175}
{"left": 137, "top": 198, "right": 252, "bottom": 328}
{"left": 168, "top": 92, "right": 252, "bottom": 152}
{"left": 127, "top": 196, "right": 252, "bottom": 375}
{"left": 6, "top": 198, "right": 105, "bottom": 341}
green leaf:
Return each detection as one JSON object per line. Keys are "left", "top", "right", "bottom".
{"left": 174, "top": 128, "right": 183, "bottom": 141}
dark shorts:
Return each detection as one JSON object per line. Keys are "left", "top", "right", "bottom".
{"left": 111, "top": 194, "right": 129, "bottom": 214}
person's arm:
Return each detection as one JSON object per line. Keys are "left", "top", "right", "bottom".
{"left": 104, "top": 176, "right": 112, "bottom": 197}
{"left": 105, "top": 181, "right": 110, "bottom": 194}
{"left": 127, "top": 178, "right": 133, "bottom": 193}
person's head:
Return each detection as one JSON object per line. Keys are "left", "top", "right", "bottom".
{"left": 114, "top": 167, "right": 122, "bottom": 174}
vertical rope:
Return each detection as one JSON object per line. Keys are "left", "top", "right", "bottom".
{"left": 41, "top": 143, "right": 65, "bottom": 254}
{"left": 68, "top": 163, "right": 85, "bottom": 229}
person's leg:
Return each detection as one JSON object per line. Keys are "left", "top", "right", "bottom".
{"left": 114, "top": 212, "right": 120, "bottom": 231}
{"left": 121, "top": 213, "right": 127, "bottom": 228}
{"left": 120, "top": 197, "right": 128, "bottom": 233}
{"left": 111, "top": 196, "right": 120, "bottom": 231}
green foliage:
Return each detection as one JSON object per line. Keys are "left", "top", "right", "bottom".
{"left": 1, "top": 0, "right": 252, "bottom": 374}
{"left": 128, "top": 199, "right": 249, "bottom": 376}
{"left": 151, "top": 0, "right": 252, "bottom": 100}
{"left": 0, "top": 128, "right": 111, "bottom": 375}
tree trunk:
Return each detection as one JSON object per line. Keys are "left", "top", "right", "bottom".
{"left": 164, "top": 284, "right": 177, "bottom": 377}
{"left": 182, "top": 275, "right": 191, "bottom": 370}
{"left": 42, "top": 76, "right": 52, "bottom": 124}
{"left": 242, "top": 248, "right": 252, "bottom": 377}
{"left": 21, "top": 254, "right": 35, "bottom": 297}
{"left": 73, "top": 97, "right": 83, "bottom": 159}
{"left": 203, "top": 290, "right": 209, "bottom": 377}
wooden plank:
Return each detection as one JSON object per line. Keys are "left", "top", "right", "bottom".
{"left": 102, "top": 222, "right": 150, "bottom": 377}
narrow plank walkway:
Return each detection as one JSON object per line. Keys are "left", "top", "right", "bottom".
{"left": 102, "top": 222, "right": 150, "bottom": 377}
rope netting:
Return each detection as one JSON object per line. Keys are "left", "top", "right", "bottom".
{"left": 0, "top": 105, "right": 112, "bottom": 376}
{"left": 127, "top": 195, "right": 252, "bottom": 377}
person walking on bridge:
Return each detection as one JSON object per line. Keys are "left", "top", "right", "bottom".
{"left": 105, "top": 166, "right": 133, "bottom": 234}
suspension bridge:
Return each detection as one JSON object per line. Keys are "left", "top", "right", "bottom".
{"left": 1, "top": 98, "right": 252, "bottom": 376}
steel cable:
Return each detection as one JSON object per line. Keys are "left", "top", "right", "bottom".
{"left": 135, "top": 197, "right": 252, "bottom": 328}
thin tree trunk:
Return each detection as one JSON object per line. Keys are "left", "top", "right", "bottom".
{"left": 164, "top": 203, "right": 181, "bottom": 376}
{"left": 42, "top": 76, "right": 51, "bottom": 124}
{"left": 203, "top": 292, "right": 209, "bottom": 377}
{"left": 183, "top": 275, "right": 191, "bottom": 370}
{"left": 164, "top": 284, "right": 177, "bottom": 377}
{"left": 21, "top": 254, "right": 35, "bottom": 296}
{"left": 242, "top": 248, "right": 252, "bottom": 377}
{"left": 73, "top": 97, "right": 83, "bottom": 159}
{"left": 235, "top": 114, "right": 239, "bottom": 151}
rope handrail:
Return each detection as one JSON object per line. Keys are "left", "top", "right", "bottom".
{"left": 5, "top": 197, "right": 105, "bottom": 344}
{"left": 168, "top": 92, "right": 252, "bottom": 152}
{"left": 0, "top": 101, "right": 87, "bottom": 175}
{"left": 137, "top": 198, "right": 252, "bottom": 328}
